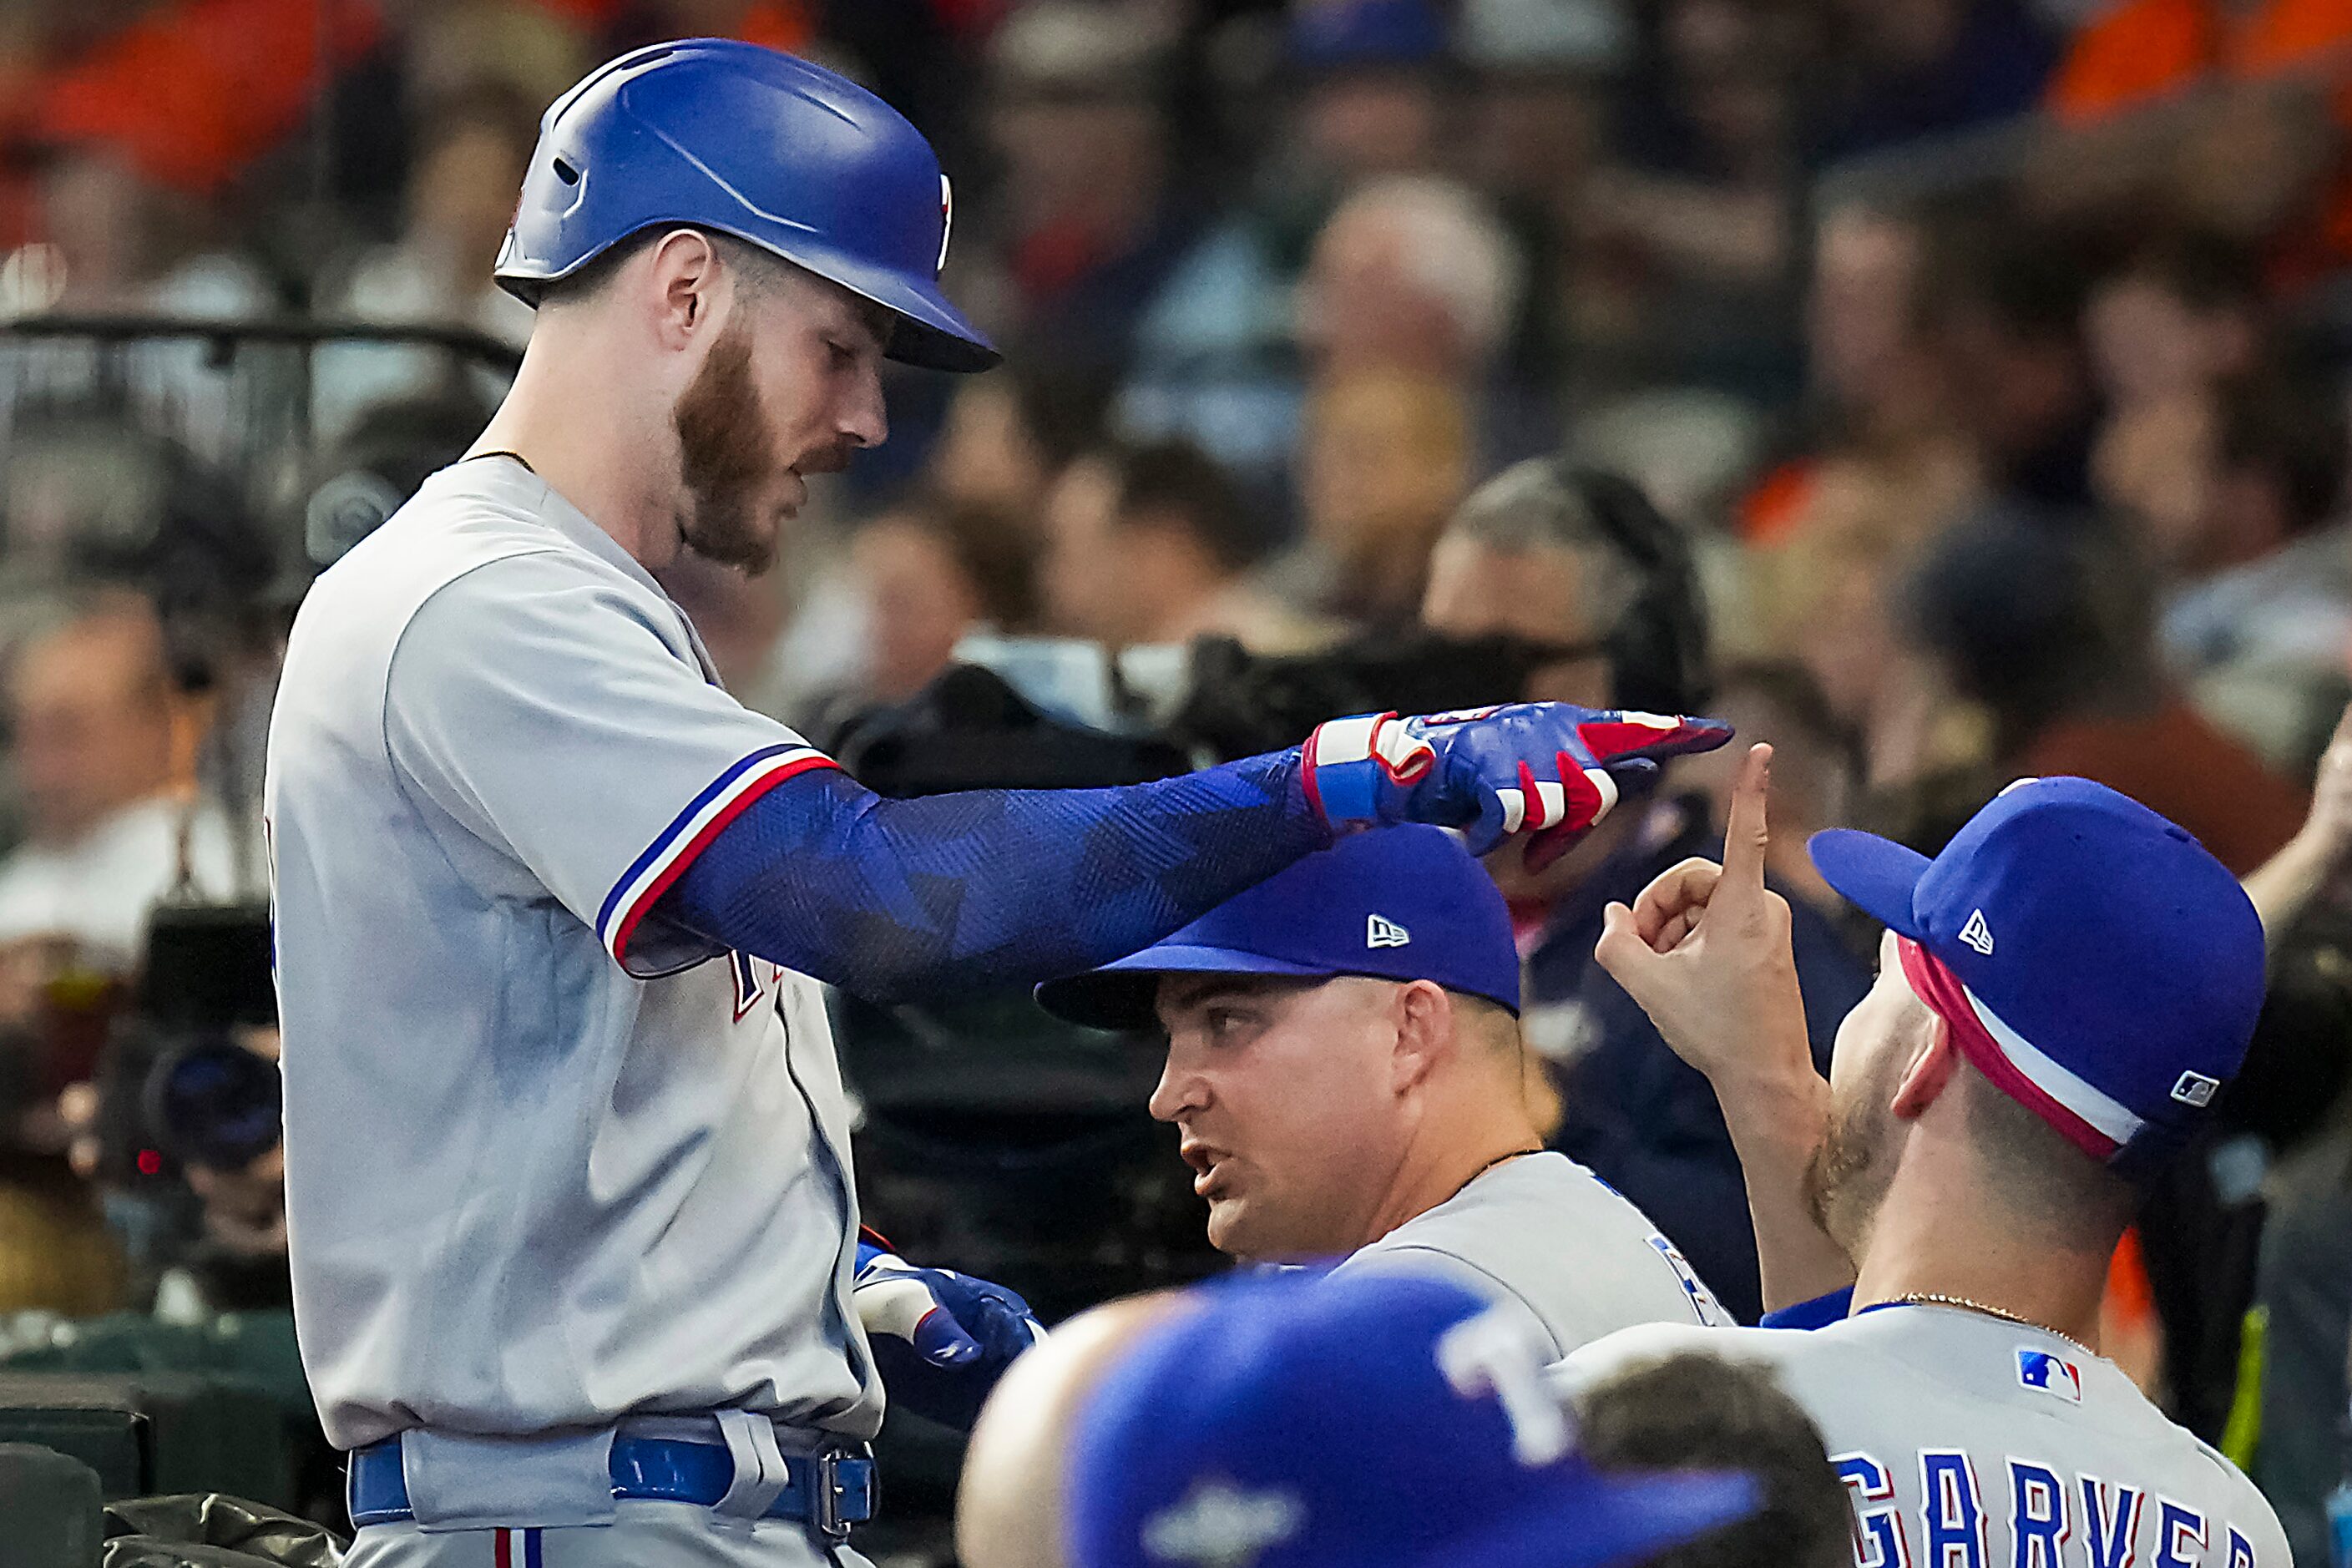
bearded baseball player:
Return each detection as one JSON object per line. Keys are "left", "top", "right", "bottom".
{"left": 1559, "top": 746, "right": 2289, "bottom": 1565}
{"left": 261, "top": 39, "right": 1732, "bottom": 1568}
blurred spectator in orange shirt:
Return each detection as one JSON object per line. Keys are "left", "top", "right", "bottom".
{"left": 2046, "top": 0, "right": 2352, "bottom": 269}
{"left": 2047, "top": 0, "right": 2352, "bottom": 124}
{"left": 33, "top": 0, "right": 380, "bottom": 200}
{"left": 1739, "top": 197, "right": 1967, "bottom": 551}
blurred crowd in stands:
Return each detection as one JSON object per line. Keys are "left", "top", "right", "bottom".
{"left": 0, "top": 0, "right": 2350, "bottom": 1549}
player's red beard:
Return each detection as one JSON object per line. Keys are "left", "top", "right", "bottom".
{"left": 674, "top": 318, "right": 783, "bottom": 575}
{"left": 1802, "top": 1051, "right": 1903, "bottom": 1258}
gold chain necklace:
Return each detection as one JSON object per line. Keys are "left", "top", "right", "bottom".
{"left": 1881, "top": 1292, "right": 2097, "bottom": 1359}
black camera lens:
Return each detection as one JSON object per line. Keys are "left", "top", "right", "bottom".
{"left": 144, "top": 1039, "right": 281, "bottom": 1171}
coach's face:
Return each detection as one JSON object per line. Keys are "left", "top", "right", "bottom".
{"left": 1805, "top": 928, "right": 1940, "bottom": 1252}
{"left": 1148, "top": 974, "right": 1417, "bottom": 1262}
{"left": 670, "top": 260, "right": 890, "bottom": 574}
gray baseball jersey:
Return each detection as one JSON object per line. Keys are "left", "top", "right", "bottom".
{"left": 265, "top": 457, "right": 875, "bottom": 1452}
{"left": 1558, "top": 1305, "right": 2289, "bottom": 1568}
{"left": 1336, "top": 1151, "right": 1731, "bottom": 1358}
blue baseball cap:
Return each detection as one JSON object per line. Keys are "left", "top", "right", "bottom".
{"left": 1808, "top": 777, "right": 2266, "bottom": 1169}
{"left": 1034, "top": 827, "right": 1520, "bottom": 1032}
{"left": 1067, "top": 1271, "right": 1760, "bottom": 1568}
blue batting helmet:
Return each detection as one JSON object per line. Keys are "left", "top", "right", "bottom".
{"left": 494, "top": 39, "right": 999, "bottom": 373}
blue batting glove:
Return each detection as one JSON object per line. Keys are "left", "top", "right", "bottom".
{"left": 853, "top": 1241, "right": 1044, "bottom": 1430}
{"left": 1302, "top": 704, "right": 1733, "bottom": 871}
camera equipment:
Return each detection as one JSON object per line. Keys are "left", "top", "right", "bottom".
{"left": 831, "top": 663, "right": 1193, "bottom": 797}
{"left": 94, "top": 902, "right": 278, "bottom": 1188}
{"left": 1170, "top": 630, "right": 1606, "bottom": 762}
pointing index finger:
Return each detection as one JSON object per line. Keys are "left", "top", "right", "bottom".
{"left": 1719, "top": 742, "right": 1773, "bottom": 901}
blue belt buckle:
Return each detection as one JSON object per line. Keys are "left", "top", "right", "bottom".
{"left": 812, "top": 1448, "right": 858, "bottom": 1542}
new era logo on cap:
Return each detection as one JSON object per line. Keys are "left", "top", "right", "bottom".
{"left": 1959, "top": 909, "right": 1995, "bottom": 956}
{"left": 1367, "top": 914, "right": 1411, "bottom": 949}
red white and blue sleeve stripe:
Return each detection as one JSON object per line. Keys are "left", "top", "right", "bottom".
{"left": 597, "top": 741, "right": 837, "bottom": 964}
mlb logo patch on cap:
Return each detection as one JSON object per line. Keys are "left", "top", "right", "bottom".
{"left": 2016, "top": 1348, "right": 2081, "bottom": 1404}
{"left": 2171, "top": 1071, "right": 2220, "bottom": 1108}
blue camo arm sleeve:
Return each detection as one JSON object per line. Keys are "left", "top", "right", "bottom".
{"left": 656, "top": 751, "right": 1328, "bottom": 1003}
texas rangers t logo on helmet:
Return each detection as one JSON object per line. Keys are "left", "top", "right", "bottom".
{"left": 938, "top": 175, "right": 954, "bottom": 275}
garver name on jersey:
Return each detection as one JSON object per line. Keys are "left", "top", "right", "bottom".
{"left": 1837, "top": 1450, "right": 2262, "bottom": 1568}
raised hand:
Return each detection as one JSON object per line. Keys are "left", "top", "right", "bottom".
{"left": 1592, "top": 742, "right": 1809, "bottom": 1084}
{"left": 1591, "top": 744, "right": 1850, "bottom": 1310}
{"left": 1302, "top": 705, "right": 1732, "bottom": 871}
{"left": 2303, "top": 703, "right": 2352, "bottom": 862}
{"left": 2245, "top": 701, "right": 2352, "bottom": 941}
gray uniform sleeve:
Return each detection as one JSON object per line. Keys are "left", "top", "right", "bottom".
{"left": 1337, "top": 1245, "right": 1566, "bottom": 1359}
{"left": 383, "top": 552, "right": 831, "bottom": 976}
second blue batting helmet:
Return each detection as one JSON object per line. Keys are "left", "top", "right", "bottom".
{"left": 494, "top": 39, "right": 999, "bottom": 373}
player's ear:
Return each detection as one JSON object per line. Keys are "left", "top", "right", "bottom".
{"left": 646, "top": 228, "right": 722, "bottom": 346}
{"left": 1889, "top": 1011, "right": 1960, "bottom": 1122}
{"left": 1389, "top": 980, "right": 1454, "bottom": 1093}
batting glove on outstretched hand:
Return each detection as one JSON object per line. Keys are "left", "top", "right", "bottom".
{"left": 853, "top": 1240, "right": 1043, "bottom": 1432}
{"left": 1302, "top": 704, "right": 1733, "bottom": 870}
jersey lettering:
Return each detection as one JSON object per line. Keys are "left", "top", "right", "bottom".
{"left": 2081, "top": 1476, "right": 2145, "bottom": 1568}
{"left": 1836, "top": 1453, "right": 1911, "bottom": 1568}
{"left": 1434, "top": 1304, "right": 1570, "bottom": 1466}
{"left": 2227, "top": 1527, "right": 2256, "bottom": 1568}
{"left": 1922, "top": 1452, "right": 1987, "bottom": 1568}
{"left": 2007, "top": 1461, "right": 2068, "bottom": 1568}
{"left": 730, "top": 949, "right": 779, "bottom": 1021}
{"left": 2152, "top": 1501, "right": 2206, "bottom": 1568}
{"left": 1645, "top": 1232, "right": 1723, "bottom": 1323}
